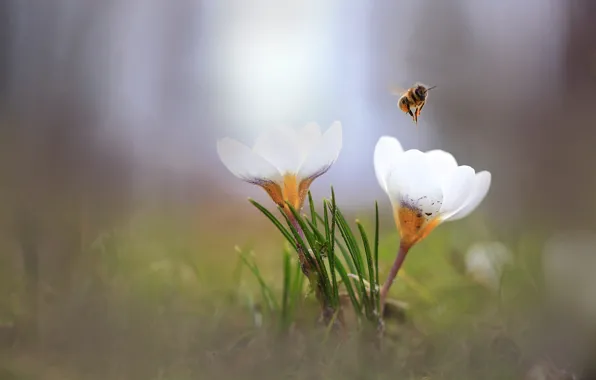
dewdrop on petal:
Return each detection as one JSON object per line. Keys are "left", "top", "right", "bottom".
{"left": 217, "top": 122, "right": 342, "bottom": 213}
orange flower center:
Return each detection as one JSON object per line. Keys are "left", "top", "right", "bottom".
{"left": 259, "top": 174, "right": 315, "bottom": 214}
{"left": 394, "top": 203, "right": 441, "bottom": 247}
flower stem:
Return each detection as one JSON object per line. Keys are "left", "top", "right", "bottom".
{"left": 379, "top": 243, "right": 411, "bottom": 314}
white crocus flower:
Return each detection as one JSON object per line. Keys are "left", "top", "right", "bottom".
{"left": 217, "top": 122, "right": 342, "bottom": 213}
{"left": 374, "top": 136, "right": 491, "bottom": 248}
{"left": 374, "top": 136, "right": 492, "bottom": 308}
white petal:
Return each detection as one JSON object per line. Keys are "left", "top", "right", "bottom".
{"left": 298, "top": 122, "right": 323, "bottom": 152}
{"left": 425, "top": 149, "right": 458, "bottom": 182}
{"left": 217, "top": 138, "right": 281, "bottom": 183}
{"left": 298, "top": 121, "right": 342, "bottom": 180}
{"left": 373, "top": 136, "right": 404, "bottom": 193}
{"left": 253, "top": 126, "right": 303, "bottom": 174}
{"left": 439, "top": 165, "right": 476, "bottom": 217}
{"left": 447, "top": 171, "right": 491, "bottom": 221}
{"left": 386, "top": 150, "right": 444, "bottom": 215}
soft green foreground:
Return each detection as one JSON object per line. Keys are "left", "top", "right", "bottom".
{"left": 0, "top": 203, "right": 552, "bottom": 379}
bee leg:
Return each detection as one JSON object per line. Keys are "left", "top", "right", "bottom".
{"left": 417, "top": 102, "right": 425, "bottom": 116}
{"left": 407, "top": 107, "right": 416, "bottom": 123}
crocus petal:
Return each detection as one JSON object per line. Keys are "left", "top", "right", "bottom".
{"left": 217, "top": 138, "right": 282, "bottom": 183}
{"left": 298, "top": 122, "right": 323, "bottom": 153}
{"left": 253, "top": 126, "right": 304, "bottom": 174}
{"left": 447, "top": 171, "right": 492, "bottom": 221}
{"left": 297, "top": 121, "right": 342, "bottom": 180}
{"left": 374, "top": 136, "right": 404, "bottom": 193}
{"left": 439, "top": 165, "right": 476, "bottom": 217}
{"left": 426, "top": 149, "right": 458, "bottom": 183}
{"left": 387, "top": 152, "right": 444, "bottom": 246}
{"left": 386, "top": 150, "right": 443, "bottom": 214}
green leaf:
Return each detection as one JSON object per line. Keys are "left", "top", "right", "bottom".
{"left": 285, "top": 201, "right": 333, "bottom": 303}
{"left": 334, "top": 205, "right": 370, "bottom": 314}
{"left": 249, "top": 199, "right": 297, "bottom": 251}
{"left": 304, "top": 218, "right": 327, "bottom": 245}
{"left": 357, "top": 220, "right": 376, "bottom": 310}
{"left": 278, "top": 205, "right": 330, "bottom": 302}
{"left": 324, "top": 197, "right": 330, "bottom": 243}
{"left": 328, "top": 190, "right": 339, "bottom": 303}
{"left": 308, "top": 190, "right": 317, "bottom": 229}
{"left": 281, "top": 248, "right": 292, "bottom": 327}
{"left": 316, "top": 211, "right": 356, "bottom": 274}
{"left": 289, "top": 253, "right": 305, "bottom": 319}
{"left": 374, "top": 201, "right": 381, "bottom": 311}
{"left": 334, "top": 258, "right": 362, "bottom": 317}
{"left": 238, "top": 249, "right": 279, "bottom": 313}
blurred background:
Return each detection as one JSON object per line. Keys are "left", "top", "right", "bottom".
{"left": 1, "top": 0, "right": 596, "bottom": 378}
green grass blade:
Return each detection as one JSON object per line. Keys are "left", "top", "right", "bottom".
{"left": 232, "top": 253, "right": 245, "bottom": 296}
{"left": 308, "top": 191, "right": 317, "bottom": 228}
{"left": 334, "top": 239, "right": 357, "bottom": 273}
{"left": 303, "top": 218, "right": 331, "bottom": 272}
{"left": 334, "top": 207, "right": 370, "bottom": 313}
{"left": 277, "top": 206, "right": 313, "bottom": 266}
{"left": 374, "top": 201, "right": 381, "bottom": 311}
{"left": 286, "top": 202, "right": 333, "bottom": 303}
{"left": 281, "top": 248, "right": 292, "bottom": 329}
{"left": 279, "top": 206, "right": 329, "bottom": 301}
{"left": 289, "top": 254, "right": 305, "bottom": 320}
{"left": 334, "top": 259, "right": 362, "bottom": 317}
{"left": 316, "top": 211, "right": 356, "bottom": 273}
{"left": 336, "top": 208, "right": 366, "bottom": 278}
{"left": 322, "top": 310, "right": 340, "bottom": 343}
{"left": 238, "top": 250, "right": 279, "bottom": 312}
{"left": 323, "top": 197, "right": 330, "bottom": 243}
{"left": 329, "top": 190, "right": 339, "bottom": 303}
{"left": 249, "top": 199, "right": 298, "bottom": 251}
{"left": 356, "top": 221, "right": 374, "bottom": 283}
{"left": 357, "top": 221, "right": 376, "bottom": 309}
{"left": 305, "top": 218, "right": 338, "bottom": 307}
{"left": 305, "top": 218, "right": 326, "bottom": 243}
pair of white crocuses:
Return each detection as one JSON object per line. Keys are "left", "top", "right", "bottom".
{"left": 217, "top": 122, "right": 491, "bottom": 250}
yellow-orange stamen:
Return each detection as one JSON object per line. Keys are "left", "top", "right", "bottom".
{"left": 283, "top": 174, "right": 300, "bottom": 210}
{"left": 394, "top": 204, "right": 441, "bottom": 247}
{"left": 258, "top": 174, "right": 314, "bottom": 214}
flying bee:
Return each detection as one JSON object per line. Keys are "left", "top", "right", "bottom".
{"left": 390, "top": 83, "right": 437, "bottom": 125}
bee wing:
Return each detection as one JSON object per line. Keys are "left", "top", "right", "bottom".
{"left": 388, "top": 85, "right": 407, "bottom": 96}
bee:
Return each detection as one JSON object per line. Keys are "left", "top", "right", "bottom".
{"left": 390, "top": 83, "right": 437, "bottom": 125}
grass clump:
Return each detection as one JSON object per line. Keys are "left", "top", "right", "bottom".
{"left": 246, "top": 188, "right": 383, "bottom": 336}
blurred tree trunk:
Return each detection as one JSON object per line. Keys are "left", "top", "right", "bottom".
{"left": 564, "top": 0, "right": 596, "bottom": 93}
{"left": 1, "top": 1, "right": 135, "bottom": 346}
{"left": 528, "top": 0, "right": 596, "bottom": 230}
